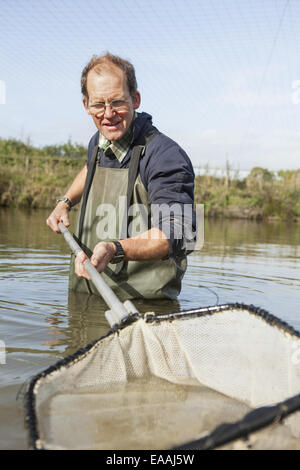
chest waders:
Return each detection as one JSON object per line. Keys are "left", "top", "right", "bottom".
{"left": 68, "top": 130, "right": 187, "bottom": 300}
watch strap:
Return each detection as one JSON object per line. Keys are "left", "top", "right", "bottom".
{"left": 57, "top": 196, "right": 72, "bottom": 210}
{"left": 110, "top": 241, "right": 125, "bottom": 264}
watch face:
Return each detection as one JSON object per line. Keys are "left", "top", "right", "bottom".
{"left": 57, "top": 197, "right": 72, "bottom": 209}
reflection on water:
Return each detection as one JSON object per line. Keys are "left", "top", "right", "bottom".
{"left": 0, "top": 208, "right": 300, "bottom": 449}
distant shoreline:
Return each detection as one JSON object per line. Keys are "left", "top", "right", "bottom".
{"left": 1, "top": 139, "right": 300, "bottom": 220}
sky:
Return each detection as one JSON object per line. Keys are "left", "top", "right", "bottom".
{"left": 1, "top": 0, "right": 300, "bottom": 172}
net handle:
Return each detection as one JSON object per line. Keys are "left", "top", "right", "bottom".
{"left": 58, "top": 222, "right": 130, "bottom": 322}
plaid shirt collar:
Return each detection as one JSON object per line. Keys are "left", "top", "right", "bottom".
{"left": 98, "top": 113, "right": 136, "bottom": 163}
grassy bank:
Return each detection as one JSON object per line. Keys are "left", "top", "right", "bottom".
{"left": 0, "top": 139, "right": 84, "bottom": 208}
{"left": 1, "top": 138, "right": 300, "bottom": 219}
{"left": 195, "top": 167, "right": 300, "bottom": 220}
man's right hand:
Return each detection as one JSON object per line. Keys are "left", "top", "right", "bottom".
{"left": 46, "top": 202, "right": 70, "bottom": 233}
{"left": 46, "top": 165, "right": 87, "bottom": 233}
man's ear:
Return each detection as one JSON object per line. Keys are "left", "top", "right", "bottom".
{"left": 132, "top": 91, "right": 141, "bottom": 110}
{"left": 82, "top": 96, "right": 90, "bottom": 115}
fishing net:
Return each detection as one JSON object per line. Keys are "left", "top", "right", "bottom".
{"left": 25, "top": 304, "right": 300, "bottom": 450}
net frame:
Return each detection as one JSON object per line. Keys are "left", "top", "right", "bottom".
{"left": 24, "top": 303, "right": 300, "bottom": 450}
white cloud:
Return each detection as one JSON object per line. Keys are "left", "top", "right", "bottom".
{"left": 220, "top": 64, "right": 294, "bottom": 108}
{"left": 180, "top": 128, "right": 300, "bottom": 171}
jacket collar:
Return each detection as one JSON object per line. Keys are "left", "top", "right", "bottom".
{"left": 130, "top": 112, "right": 153, "bottom": 146}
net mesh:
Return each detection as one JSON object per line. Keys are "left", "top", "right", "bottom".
{"left": 25, "top": 305, "right": 300, "bottom": 450}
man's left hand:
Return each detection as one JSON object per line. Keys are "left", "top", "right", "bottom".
{"left": 74, "top": 242, "right": 116, "bottom": 279}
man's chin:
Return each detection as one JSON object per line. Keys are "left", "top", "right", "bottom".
{"left": 101, "top": 128, "right": 125, "bottom": 141}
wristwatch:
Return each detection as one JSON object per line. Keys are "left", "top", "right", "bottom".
{"left": 110, "top": 241, "right": 125, "bottom": 264}
{"left": 56, "top": 196, "right": 73, "bottom": 210}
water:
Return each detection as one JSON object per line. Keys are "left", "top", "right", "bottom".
{"left": 1, "top": 208, "right": 300, "bottom": 449}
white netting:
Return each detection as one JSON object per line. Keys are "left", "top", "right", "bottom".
{"left": 31, "top": 307, "right": 300, "bottom": 450}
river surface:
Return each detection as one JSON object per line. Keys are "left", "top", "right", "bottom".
{"left": 0, "top": 208, "right": 300, "bottom": 449}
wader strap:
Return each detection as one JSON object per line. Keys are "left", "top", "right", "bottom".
{"left": 76, "top": 129, "right": 160, "bottom": 292}
{"left": 125, "top": 127, "right": 160, "bottom": 234}
{"left": 115, "top": 128, "right": 160, "bottom": 275}
{"left": 76, "top": 145, "right": 98, "bottom": 294}
{"left": 73, "top": 236, "right": 93, "bottom": 259}
{"left": 113, "top": 144, "right": 145, "bottom": 275}
{"left": 78, "top": 145, "right": 99, "bottom": 242}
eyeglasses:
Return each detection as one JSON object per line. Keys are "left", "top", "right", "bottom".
{"left": 88, "top": 99, "right": 129, "bottom": 116}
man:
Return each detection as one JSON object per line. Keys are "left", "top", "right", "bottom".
{"left": 47, "top": 52, "right": 195, "bottom": 300}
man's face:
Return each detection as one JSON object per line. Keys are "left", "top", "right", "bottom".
{"left": 83, "top": 66, "right": 140, "bottom": 141}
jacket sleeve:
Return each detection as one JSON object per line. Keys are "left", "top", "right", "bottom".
{"left": 141, "top": 134, "right": 197, "bottom": 257}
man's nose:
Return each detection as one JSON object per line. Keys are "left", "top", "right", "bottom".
{"left": 103, "top": 105, "right": 115, "bottom": 118}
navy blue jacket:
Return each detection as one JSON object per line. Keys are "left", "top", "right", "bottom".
{"left": 86, "top": 112, "right": 196, "bottom": 256}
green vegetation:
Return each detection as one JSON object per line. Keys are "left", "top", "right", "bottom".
{"left": 1, "top": 138, "right": 300, "bottom": 219}
{"left": 195, "top": 166, "right": 300, "bottom": 220}
{"left": 0, "top": 138, "right": 85, "bottom": 208}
